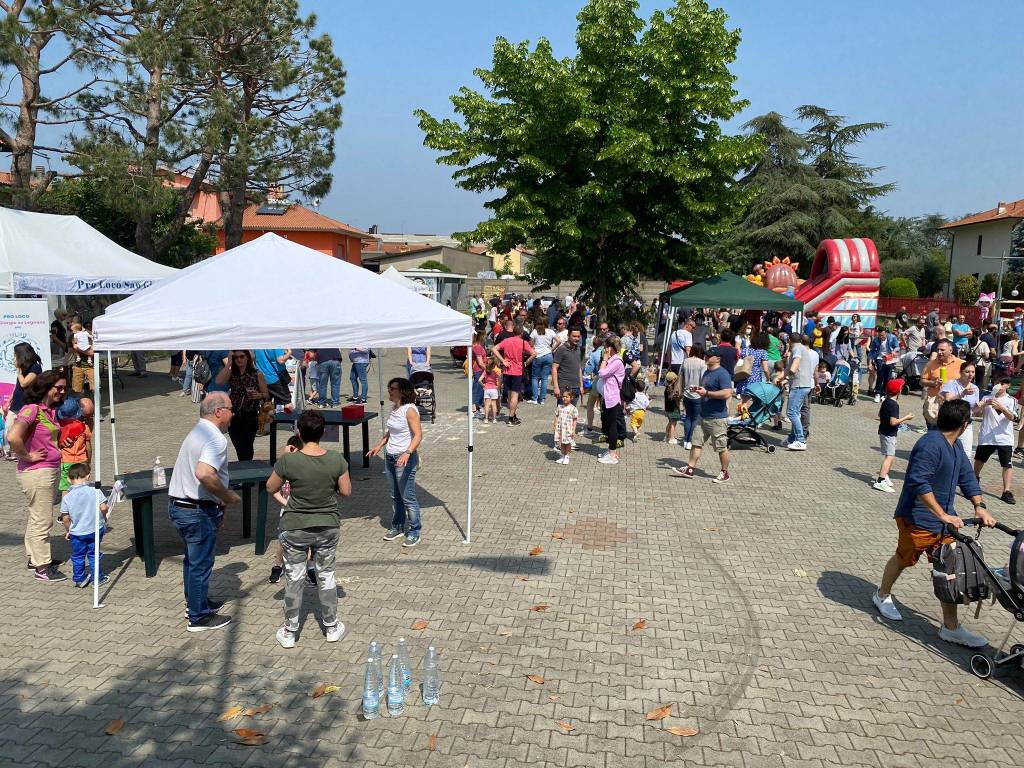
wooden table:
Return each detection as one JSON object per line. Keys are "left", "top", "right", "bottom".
{"left": 269, "top": 409, "right": 377, "bottom": 467}
{"left": 117, "top": 460, "right": 274, "bottom": 577}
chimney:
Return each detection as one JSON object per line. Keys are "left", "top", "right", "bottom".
{"left": 33, "top": 165, "right": 44, "bottom": 177}
{"left": 997, "top": 201, "right": 1007, "bottom": 214}
{"left": 369, "top": 224, "right": 378, "bottom": 235}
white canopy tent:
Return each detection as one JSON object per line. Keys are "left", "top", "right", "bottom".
{"left": 0, "top": 208, "right": 177, "bottom": 294}
{"left": 91, "top": 234, "right": 474, "bottom": 607}
{"left": 380, "top": 265, "right": 431, "bottom": 295}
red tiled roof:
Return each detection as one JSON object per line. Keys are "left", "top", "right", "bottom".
{"left": 941, "top": 199, "right": 1024, "bottom": 229}
{"left": 468, "top": 244, "right": 489, "bottom": 254}
{"left": 0, "top": 171, "right": 11, "bottom": 185}
{"left": 361, "top": 241, "right": 434, "bottom": 255}
{"left": 241, "top": 203, "right": 367, "bottom": 237}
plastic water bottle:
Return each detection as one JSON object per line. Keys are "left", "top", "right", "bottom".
{"left": 368, "top": 641, "right": 385, "bottom": 697}
{"left": 152, "top": 457, "right": 166, "bottom": 489}
{"left": 397, "top": 637, "right": 412, "bottom": 690}
{"left": 387, "top": 654, "right": 406, "bottom": 716}
{"left": 361, "top": 657, "right": 381, "bottom": 720}
{"left": 422, "top": 646, "right": 441, "bottom": 706}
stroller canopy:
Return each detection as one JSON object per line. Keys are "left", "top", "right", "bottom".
{"left": 745, "top": 382, "right": 783, "bottom": 422}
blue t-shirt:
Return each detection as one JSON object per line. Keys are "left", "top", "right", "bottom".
{"left": 204, "top": 351, "right": 230, "bottom": 392}
{"left": 10, "top": 362, "right": 42, "bottom": 412}
{"left": 60, "top": 484, "right": 107, "bottom": 537}
{"left": 700, "top": 366, "right": 733, "bottom": 419}
{"left": 253, "top": 349, "right": 286, "bottom": 382}
{"left": 803, "top": 318, "right": 816, "bottom": 337}
{"left": 951, "top": 323, "right": 971, "bottom": 348}
{"left": 894, "top": 429, "right": 981, "bottom": 534}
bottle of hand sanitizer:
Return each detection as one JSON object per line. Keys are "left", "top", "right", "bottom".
{"left": 152, "top": 457, "right": 166, "bottom": 488}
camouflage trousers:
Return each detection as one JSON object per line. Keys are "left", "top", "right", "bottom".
{"left": 279, "top": 527, "right": 340, "bottom": 631}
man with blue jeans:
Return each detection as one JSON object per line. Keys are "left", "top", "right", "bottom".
{"left": 167, "top": 392, "right": 240, "bottom": 632}
{"left": 348, "top": 348, "right": 370, "bottom": 403}
{"left": 785, "top": 334, "right": 816, "bottom": 451}
{"left": 314, "top": 348, "right": 342, "bottom": 407}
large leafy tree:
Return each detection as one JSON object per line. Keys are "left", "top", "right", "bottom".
{"left": 416, "top": 0, "right": 760, "bottom": 316}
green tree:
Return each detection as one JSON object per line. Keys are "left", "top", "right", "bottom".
{"left": 954, "top": 273, "right": 980, "bottom": 307}
{"left": 881, "top": 277, "right": 918, "bottom": 298}
{"left": 418, "top": 259, "right": 452, "bottom": 273}
{"left": 416, "top": 0, "right": 760, "bottom": 317}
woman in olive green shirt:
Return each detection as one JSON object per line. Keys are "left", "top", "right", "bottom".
{"left": 266, "top": 409, "right": 352, "bottom": 649}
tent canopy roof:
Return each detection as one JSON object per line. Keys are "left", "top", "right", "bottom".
{"left": 0, "top": 208, "right": 176, "bottom": 294}
{"left": 93, "top": 233, "right": 472, "bottom": 351}
{"left": 380, "top": 265, "right": 430, "bottom": 294}
{"left": 665, "top": 272, "right": 803, "bottom": 311}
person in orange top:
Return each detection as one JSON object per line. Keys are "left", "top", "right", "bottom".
{"left": 921, "top": 339, "right": 962, "bottom": 399}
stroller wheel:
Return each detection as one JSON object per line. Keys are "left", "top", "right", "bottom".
{"left": 766, "top": 444, "right": 776, "bottom": 454}
{"left": 970, "top": 654, "right": 993, "bottom": 680}
{"left": 837, "top": 401, "right": 844, "bottom": 408}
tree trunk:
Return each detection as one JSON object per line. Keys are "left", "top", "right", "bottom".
{"left": 10, "top": 36, "right": 43, "bottom": 210}
{"left": 222, "top": 164, "right": 248, "bottom": 250}
{"left": 134, "top": 63, "right": 164, "bottom": 260}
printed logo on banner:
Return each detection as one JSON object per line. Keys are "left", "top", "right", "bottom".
{"left": 0, "top": 299, "right": 52, "bottom": 398}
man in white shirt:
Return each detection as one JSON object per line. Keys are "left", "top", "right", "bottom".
{"left": 168, "top": 392, "right": 241, "bottom": 632}
{"left": 973, "top": 378, "right": 1016, "bottom": 505}
{"left": 669, "top": 319, "right": 693, "bottom": 374}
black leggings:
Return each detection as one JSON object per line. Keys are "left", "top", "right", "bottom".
{"left": 228, "top": 410, "right": 259, "bottom": 461}
{"left": 601, "top": 403, "right": 624, "bottom": 450}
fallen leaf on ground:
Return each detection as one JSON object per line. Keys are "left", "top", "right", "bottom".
{"left": 526, "top": 674, "right": 545, "bottom": 685}
{"left": 498, "top": 630, "right": 514, "bottom": 636}
{"left": 646, "top": 704, "right": 673, "bottom": 721}
{"left": 312, "top": 684, "right": 340, "bottom": 699}
{"left": 551, "top": 532, "right": 564, "bottom": 540}
{"left": 632, "top": 619, "right": 647, "bottom": 631}
{"left": 400, "top": 549, "right": 411, "bottom": 555}
{"left": 530, "top": 604, "right": 551, "bottom": 612}
{"left": 793, "top": 568, "right": 808, "bottom": 577}
{"left": 243, "top": 704, "right": 273, "bottom": 716}
{"left": 234, "top": 734, "right": 268, "bottom": 746}
{"left": 665, "top": 726, "right": 699, "bottom": 737}
{"left": 233, "top": 728, "right": 264, "bottom": 739}
{"left": 516, "top": 576, "right": 528, "bottom": 582}
{"left": 568, "top": 507, "right": 576, "bottom": 513}
{"left": 954, "top": 697, "right": 964, "bottom": 705}
{"left": 427, "top": 733, "right": 437, "bottom": 752}
{"left": 529, "top": 546, "right": 544, "bottom": 556}
{"left": 487, "top": 661, "right": 498, "bottom": 666}
{"left": 555, "top": 720, "right": 575, "bottom": 733}
{"left": 702, "top": 527, "right": 719, "bottom": 532}
{"left": 548, "top": 694, "right": 561, "bottom": 702}
{"left": 104, "top": 719, "right": 125, "bottom": 735}
{"left": 411, "top": 619, "right": 429, "bottom": 631}
{"left": 218, "top": 706, "right": 243, "bottom": 722}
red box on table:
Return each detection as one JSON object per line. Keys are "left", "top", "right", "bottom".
{"left": 341, "top": 404, "right": 365, "bottom": 419}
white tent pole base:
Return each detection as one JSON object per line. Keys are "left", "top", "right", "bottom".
{"left": 465, "top": 354, "right": 473, "bottom": 544}
{"left": 93, "top": 356, "right": 104, "bottom": 609}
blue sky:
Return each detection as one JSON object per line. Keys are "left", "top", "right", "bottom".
{"left": 311, "top": 0, "right": 1022, "bottom": 235}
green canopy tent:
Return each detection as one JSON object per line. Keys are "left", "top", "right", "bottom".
{"left": 657, "top": 272, "right": 804, "bottom": 382}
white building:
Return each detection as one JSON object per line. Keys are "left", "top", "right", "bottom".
{"left": 941, "top": 199, "right": 1024, "bottom": 295}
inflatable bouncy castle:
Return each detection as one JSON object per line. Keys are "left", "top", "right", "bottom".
{"left": 794, "top": 238, "right": 880, "bottom": 329}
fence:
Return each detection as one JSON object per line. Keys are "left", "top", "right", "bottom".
{"left": 877, "top": 297, "right": 981, "bottom": 326}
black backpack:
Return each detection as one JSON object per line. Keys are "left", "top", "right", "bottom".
{"left": 932, "top": 535, "right": 990, "bottom": 606}
{"left": 620, "top": 372, "right": 636, "bottom": 404}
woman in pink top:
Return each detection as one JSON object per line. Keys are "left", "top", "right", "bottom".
{"left": 7, "top": 369, "right": 69, "bottom": 582}
{"left": 598, "top": 336, "right": 626, "bottom": 465}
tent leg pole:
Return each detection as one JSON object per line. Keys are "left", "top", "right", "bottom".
{"left": 657, "top": 313, "right": 674, "bottom": 385}
{"left": 106, "top": 351, "right": 119, "bottom": 477}
{"left": 376, "top": 351, "right": 386, "bottom": 438}
{"left": 466, "top": 356, "right": 473, "bottom": 545}
{"left": 92, "top": 359, "right": 103, "bottom": 609}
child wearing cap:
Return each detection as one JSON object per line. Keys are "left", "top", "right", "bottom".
{"left": 874, "top": 378, "right": 913, "bottom": 492}
{"left": 663, "top": 371, "right": 681, "bottom": 444}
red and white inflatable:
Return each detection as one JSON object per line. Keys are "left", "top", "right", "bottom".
{"left": 794, "top": 238, "right": 880, "bottom": 329}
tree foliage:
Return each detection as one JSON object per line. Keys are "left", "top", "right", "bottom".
{"left": 416, "top": 0, "right": 760, "bottom": 316}
{"left": 954, "top": 274, "right": 980, "bottom": 306}
{"left": 880, "top": 277, "right": 918, "bottom": 298}
{"left": 418, "top": 259, "right": 452, "bottom": 273}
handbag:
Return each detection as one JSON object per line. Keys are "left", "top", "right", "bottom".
{"left": 923, "top": 394, "right": 940, "bottom": 425}
{"left": 733, "top": 355, "right": 754, "bottom": 382}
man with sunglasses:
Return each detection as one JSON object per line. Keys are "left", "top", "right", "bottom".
{"left": 168, "top": 391, "right": 241, "bottom": 632}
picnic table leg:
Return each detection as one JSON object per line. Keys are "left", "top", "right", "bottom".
{"left": 362, "top": 421, "right": 370, "bottom": 468}
{"left": 132, "top": 499, "right": 144, "bottom": 557}
{"left": 342, "top": 425, "right": 351, "bottom": 467}
{"left": 255, "top": 486, "right": 268, "bottom": 555}
{"left": 242, "top": 485, "right": 252, "bottom": 539}
{"left": 141, "top": 498, "right": 156, "bottom": 578}
{"left": 269, "top": 421, "right": 278, "bottom": 462}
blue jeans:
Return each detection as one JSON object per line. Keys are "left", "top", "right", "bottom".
{"left": 168, "top": 501, "right": 222, "bottom": 623}
{"left": 181, "top": 359, "right": 194, "bottom": 393}
{"left": 472, "top": 375, "right": 484, "bottom": 409}
{"left": 70, "top": 530, "right": 104, "bottom": 583}
{"left": 531, "top": 355, "right": 552, "bottom": 404}
{"left": 787, "top": 387, "right": 810, "bottom": 444}
{"left": 349, "top": 362, "right": 369, "bottom": 400}
{"left": 682, "top": 397, "right": 700, "bottom": 443}
{"left": 385, "top": 451, "right": 421, "bottom": 536}
{"left": 872, "top": 357, "right": 891, "bottom": 396}
{"left": 317, "top": 359, "right": 342, "bottom": 405}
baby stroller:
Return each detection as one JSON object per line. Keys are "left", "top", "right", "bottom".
{"left": 943, "top": 518, "right": 1024, "bottom": 680}
{"left": 409, "top": 368, "right": 436, "bottom": 424}
{"left": 899, "top": 348, "right": 929, "bottom": 393}
{"left": 727, "top": 381, "right": 784, "bottom": 454}
{"left": 818, "top": 356, "right": 855, "bottom": 407}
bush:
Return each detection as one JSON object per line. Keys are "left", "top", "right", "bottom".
{"left": 418, "top": 259, "right": 452, "bottom": 273}
{"left": 881, "top": 277, "right": 919, "bottom": 298}
{"left": 953, "top": 274, "right": 980, "bottom": 306}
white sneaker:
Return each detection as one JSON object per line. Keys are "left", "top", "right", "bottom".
{"left": 524, "top": 399, "right": 538, "bottom": 405}
{"left": 874, "top": 394, "right": 881, "bottom": 403}
{"left": 882, "top": 477, "right": 895, "bottom": 488}
{"left": 938, "top": 624, "right": 988, "bottom": 648}
{"left": 683, "top": 441, "right": 692, "bottom": 450}
{"left": 597, "top": 454, "right": 619, "bottom": 465}
{"left": 786, "top": 441, "right": 807, "bottom": 451}
{"left": 666, "top": 438, "right": 678, "bottom": 445}
{"left": 560, "top": 456, "right": 570, "bottom": 465}
{"left": 872, "top": 591, "right": 902, "bottom": 621}
{"left": 276, "top": 626, "right": 297, "bottom": 649}
{"left": 324, "top": 622, "right": 346, "bottom": 643}
{"left": 872, "top": 480, "right": 895, "bottom": 493}
{"left": 569, "top": 439, "right": 577, "bottom": 450}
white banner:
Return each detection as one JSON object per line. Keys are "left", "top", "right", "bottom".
{"left": 0, "top": 299, "right": 52, "bottom": 402}
{"left": 13, "top": 272, "right": 160, "bottom": 295}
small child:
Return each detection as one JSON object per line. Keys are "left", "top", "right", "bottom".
{"left": 481, "top": 362, "right": 502, "bottom": 423}
{"left": 551, "top": 389, "right": 579, "bottom": 464}
{"left": 304, "top": 351, "right": 319, "bottom": 402}
{"left": 626, "top": 376, "right": 650, "bottom": 442}
{"left": 874, "top": 378, "right": 912, "bottom": 492}
{"left": 814, "top": 361, "right": 830, "bottom": 393}
{"left": 268, "top": 435, "right": 316, "bottom": 585}
{"left": 0, "top": 395, "right": 8, "bottom": 459}
{"left": 663, "top": 371, "right": 681, "bottom": 445}
{"left": 59, "top": 463, "right": 109, "bottom": 587}
{"left": 57, "top": 396, "right": 94, "bottom": 495}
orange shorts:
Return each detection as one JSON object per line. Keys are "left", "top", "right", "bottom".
{"left": 895, "top": 517, "right": 953, "bottom": 567}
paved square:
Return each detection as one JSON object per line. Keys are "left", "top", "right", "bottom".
{"left": 2, "top": 353, "right": 1023, "bottom": 768}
